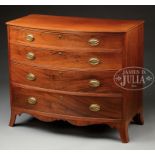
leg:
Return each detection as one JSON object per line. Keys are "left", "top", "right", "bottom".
{"left": 9, "top": 111, "right": 17, "bottom": 127}
{"left": 118, "top": 122, "right": 129, "bottom": 143}
{"left": 133, "top": 110, "right": 144, "bottom": 125}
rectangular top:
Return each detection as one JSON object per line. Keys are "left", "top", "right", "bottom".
{"left": 6, "top": 14, "right": 144, "bottom": 33}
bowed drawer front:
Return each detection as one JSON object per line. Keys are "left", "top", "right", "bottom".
{"left": 7, "top": 14, "right": 144, "bottom": 143}
{"left": 12, "top": 85, "right": 123, "bottom": 119}
{"left": 9, "top": 26, "right": 124, "bottom": 49}
{"left": 10, "top": 62, "right": 121, "bottom": 93}
{"left": 9, "top": 44, "right": 122, "bottom": 70}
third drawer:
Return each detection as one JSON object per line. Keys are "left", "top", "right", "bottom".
{"left": 10, "top": 62, "right": 122, "bottom": 93}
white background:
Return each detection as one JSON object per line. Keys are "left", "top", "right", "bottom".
{"left": 0, "top": 0, "right": 154, "bottom": 153}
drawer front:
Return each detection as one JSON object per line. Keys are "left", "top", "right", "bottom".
{"left": 9, "top": 26, "right": 124, "bottom": 49}
{"left": 10, "top": 44, "right": 122, "bottom": 70}
{"left": 11, "top": 62, "right": 121, "bottom": 93}
{"left": 12, "top": 85, "right": 122, "bottom": 119}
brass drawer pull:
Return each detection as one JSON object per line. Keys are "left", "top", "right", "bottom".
{"left": 88, "top": 38, "right": 100, "bottom": 46}
{"left": 27, "top": 97, "right": 37, "bottom": 105}
{"left": 89, "top": 104, "right": 100, "bottom": 112}
{"left": 27, "top": 73, "right": 36, "bottom": 81}
{"left": 26, "top": 34, "right": 34, "bottom": 42}
{"left": 89, "top": 79, "right": 100, "bottom": 87}
{"left": 26, "top": 52, "right": 35, "bottom": 60}
{"left": 89, "top": 57, "right": 100, "bottom": 65}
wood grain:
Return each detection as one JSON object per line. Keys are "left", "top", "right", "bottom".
{"left": 6, "top": 14, "right": 144, "bottom": 143}
{"left": 10, "top": 61, "right": 122, "bottom": 93}
{"left": 10, "top": 44, "right": 122, "bottom": 70}
{"left": 6, "top": 14, "right": 144, "bottom": 32}
{"left": 9, "top": 26, "right": 124, "bottom": 49}
{"left": 122, "top": 24, "right": 144, "bottom": 122}
{"left": 12, "top": 84, "right": 123, "bottom": 119}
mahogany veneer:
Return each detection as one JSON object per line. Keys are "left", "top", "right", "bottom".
{"left": 6, "top": 14, "right": 144, "bottom": 143}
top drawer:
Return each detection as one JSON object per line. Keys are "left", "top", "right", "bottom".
{"left": 9, "top": 26, "right": 124, "bottom": 49}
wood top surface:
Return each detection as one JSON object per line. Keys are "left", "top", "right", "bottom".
{"left": 6, "top": 14, "right": 144, "bottom": 32}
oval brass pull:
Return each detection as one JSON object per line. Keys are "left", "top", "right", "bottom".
{"left": 88, "top": 38, "right": 100, "bottom": 46}
{"left": 89, "top": 79, "right": 100, "bottom": 87}
{"left": 27, "top": 73, "right": 36, "bottom": 81}
{"left": 27, "top": 97, "right": 37, "bottom": 105}
{"left": 89, "top": 57, "right": 100, "bottom": 65}
{"left": 26, "top": 34, "right": 34, "bottom": 42}
{"left": 26, "top": 52, "right": 35, "bottom": 60}
{"left": 89, "top": 104, "right": 100, "bottom": 112}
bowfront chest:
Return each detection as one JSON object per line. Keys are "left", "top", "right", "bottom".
{"left": 6, "top": 14, "right": 144, "bottom": 143}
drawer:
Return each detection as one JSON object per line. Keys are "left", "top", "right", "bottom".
{"left": 11, "top": 62, "right": 121, "bottom": 93}
{"left": 12, "top": 85, "right": 123, "bottom": 119}
{"left": 9, "top": 26, "right": 124, "bottom": 49}
{"left": 10, "top": 44, "right": 122, "bottom": 70}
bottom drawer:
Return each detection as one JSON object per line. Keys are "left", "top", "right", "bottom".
{"left": 12, "top": 85, "right": 123, "bottom": 119}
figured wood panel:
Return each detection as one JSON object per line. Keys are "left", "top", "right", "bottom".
{"left": 9, "top": 26, "right": 124, "bottom": 49}
{"left": 10, "top": 61, "right": 122, "bottom": 93}
{"left": 12, "top": 84, "right": 123, "bottom": 119}
{"left": 10, "top": 44, "right": 122, "bottom": 70}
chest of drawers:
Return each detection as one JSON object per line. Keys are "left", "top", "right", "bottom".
{"left": 6, "top": 14, "right": 144, "bottom": 143}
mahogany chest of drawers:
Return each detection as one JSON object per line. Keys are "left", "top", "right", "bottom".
{"left": 6, "top": 14, "right": 144, "bottom": 143}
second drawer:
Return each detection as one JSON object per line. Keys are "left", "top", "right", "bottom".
{"left": 10, "top": 44, "right": 122, "bottom": 70}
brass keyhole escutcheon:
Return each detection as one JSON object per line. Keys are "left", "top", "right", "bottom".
{"left": 58, "top": 34, "right": 63, "bottom": 39}
{"left": 58, "top": 70, "right": 63, "bottom": 76}
{"left": 59, "top": 95, "right": 63, "bottom": 99}
{"left": 58, "top": 51, "right": 63, "bottom": 55}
